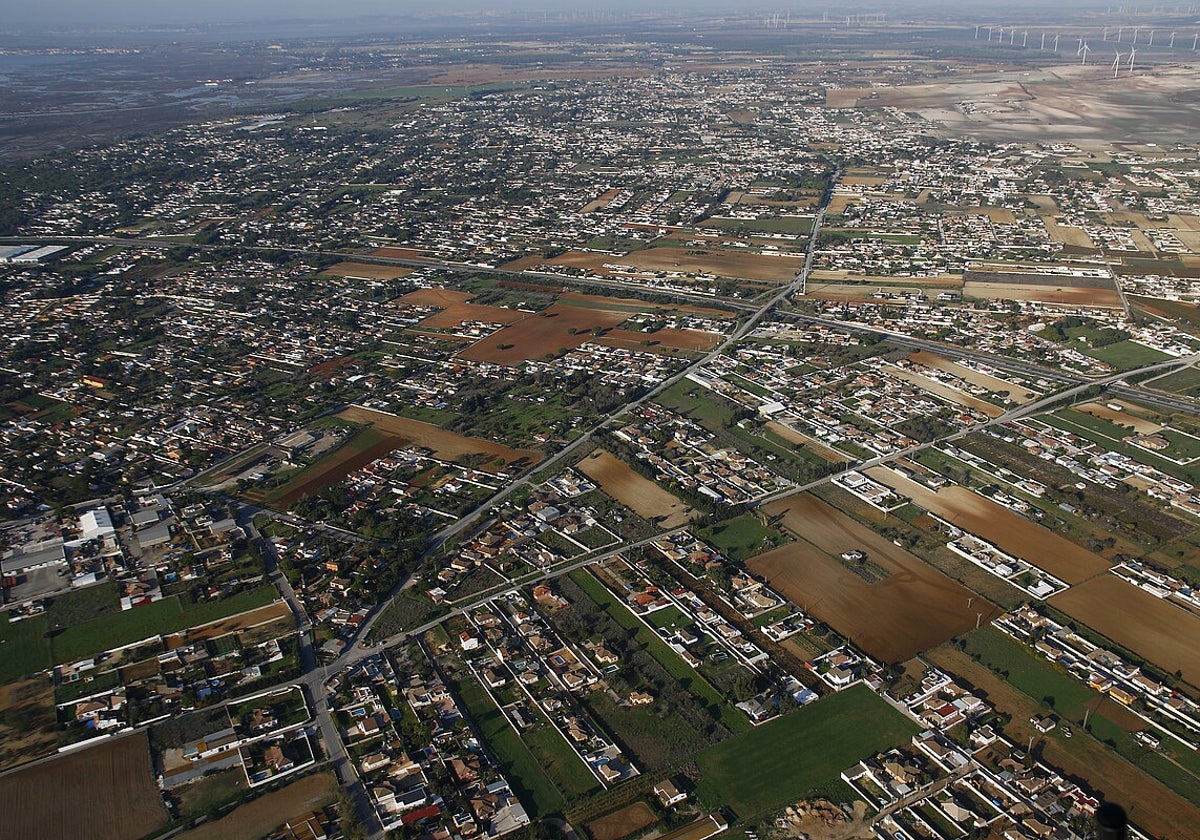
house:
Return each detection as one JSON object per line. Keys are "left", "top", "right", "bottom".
{"left": 628, "top": 691, "right": 654, "bottom": 706}
{"left": 653, "top": 779, "right": 688, "bottom": 807}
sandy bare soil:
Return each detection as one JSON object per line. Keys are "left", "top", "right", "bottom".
{"left": 884, "top": 364, "right": 1005, "bottom": 417}
{"left": 1075, "top": 401, "right": 1163, "bottom": 434}
{"left": 577, "top": 450, "right": 695, "bottom": 527}
{"left": 751, "top": 493, "right": 994, "bottom": 663}
{"left": 908, "top": 351, "right": 1038, "bottom": 403}
{"left": 867, "top": 468, "right": 1111, "bottom": 584}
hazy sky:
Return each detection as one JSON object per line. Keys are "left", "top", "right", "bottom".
{"left": 6, "top": 1, "right": 1115, "bottom": 30}
{"left": 9, "top": 0, "right": 657, "bottom": 28}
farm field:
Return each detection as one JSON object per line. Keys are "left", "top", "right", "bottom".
{"left": 1050, "top": 574, "right": 1200, "bottom": 689}
{"left": 337, "top": 406, "right": 543, "bottom": 466}
{"left": 394, "top": 287, "right": 527, "bottom": 328}
{"left": 866, "top": 467, "right": 1112, "bottom": 584}
{"left": 0, "top": 613, "right": 52, "bottom": 682}
{"left": 167, "top": 600, "right": 294, "bottom": 645}
{"left": 457, "top": 301, "right": 630, "bottom": 364}
{"left": 927, "top": 643, "right": 1200, "bottom": 840}
{"left": 691, "top": 684, "right": 919, "bottom": 821}
{"left": 50, "top": 586, "right": 279, "bottom": 664}
{"left": 586, "top": 801, "right": 659, "bottom": 840}
{"left": 320, "top": 261, "right": 413, "bottom": 280}
{"left": 963, "top": 280, "right": 1123, "bottom": 307}
{"left": 764, "top": 421, "right": 846, "bottom": 462}
{"left": 577, "top": 449, "right": 696, "bottom": 527}
{"left": 752, "top": 493, "right": 994, "bottom": 663}
{"left": 172, "top": 772, "right": 339, "bottom": 840}
{"left": 0, "top": 676, "right": 57, "bottom": 770}
{"left": 884, "top": 363, "right": 1004, "bottom": 417}
{"left": 907, "top": 351, "right": 1038, "bottom": 402}
{"left": 1074, "top": 400, "right": 1163, "bottom": 434}
{"left": 0, "top": 732, "right": 168, "bottom": 840}
{"left": 507, "top": 246, "right": 805, "bottom": 284}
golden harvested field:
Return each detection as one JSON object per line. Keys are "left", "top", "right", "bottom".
{"left": 1051, "top": 574, "right": 1200, "bottom": 690}
{"left": 867, "top": 468, "right": 1112, "bottom": 584}
{"left": 964, "top": 281, "right": 1124, "bottom": 307}
{"left": 908, "top": 351, "right": 1037, "bottom": 403}
{"left": 0, "top": 732, "right": 168, "bottom": 840}
{"left": 337, "top": 406, "right": 543, "bottom": 468}
{"left": 765, "top": 421, "right": 847, "bottom": 462}
{"left": 173, "top": 772, "right": 339, "bottom": 840}
{"left": 751, "top": 493, "right": 995, "bottom": 663}
{"left": 1075, "top": 401, "right": 1163, "bottom": 434}
{"left": 577, "top": 450, "right": 695, "bottom": 527}
{"left": 322, "top": 261, "right": 413, "bottom": 280}
{"left": 586, "top": 801, "right": 659, "bottom": 840}
{"left": 1042, "top": 218, "right": 1096, "bottom": 248}
{"left": 884, "top": 364, "right": 1004, "bottom": 417}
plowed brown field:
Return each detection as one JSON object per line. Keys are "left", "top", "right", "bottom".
{"left": 751, "top": 493, "right": 996, "bottom": 662}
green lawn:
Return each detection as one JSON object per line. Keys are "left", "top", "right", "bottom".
{"left": 570, "top": 569, "right": 749, "bottom": 733}
{"left": 49, "top": 586, "right": 277, "bottom": 664}
{"left": 960, "top": 627, "right": 1096, "bottom": 718}
{"left": 698, "top": 216, "right": 813, "bottom": 236}
{"left": 698, "top": 514, "right": 787, "bottom": 562}
{"left": 522, "top": 720, "right": 600, "bottom": 801}
{"left": 692, "top": 683, "right": 919, "bottom": 821}
{"left": 1084, "top": 340, "right": 1171, "bottom": 370}
{"left": 0, "top": 614, "right": 52, "bottom": 683}
{"left": 452, "top": 675, "right": 566, "bottom": 818}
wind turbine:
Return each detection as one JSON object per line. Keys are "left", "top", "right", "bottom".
{"left": 1010, "top": 28, "right": 1016, "bottom": 45}
{"left": 1128, "top": 47, "right": 1137, "bottom": 72}
{"left": 1054, "top": 34, "right": 1061, "bottom": 51}
{"left": 1170, "top": 32, "right": 1176, "bottom": 48}
{"left": 1148, "top": 30, "right": 1155, "bottom": 46}
{"left": 1080, "top": 42, "right": 1091, "bottom": 64}
{"left": 1194, "top": 33, "right": 1199, "bottom": 50}
{"left": 975, "top": 24, "right": 980, "bottom": 39}
{"left": 1041, "top": 32, "right": 1046, "bottom": 49}
{"left": 1022, "top": 31, "right": 1028, "bottom": 47}
{"left": 1117, "top": 26, "right": 1124, "bottom": 42}
{"left": 1113, "top": 51, "right": 1124, "bottom": 77}
{"left": 1103, "top": 26, "right": 1109, "bottom": 40}
{"left": 1132, "top": 27, "right": 1139, "bottom": 44}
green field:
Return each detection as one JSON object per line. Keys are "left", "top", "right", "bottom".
{"left": 960, "top": 627, "right": 1098, "bottom": 719}
{"left": 49, "top": 586, "right": 277, "bottom": 664}
{"left": 1084, "top": 340, "right": 1172, "bottom": 370}
{"left": 452, "top": 675, "right": 566, "bottom": 818}
{"left": 692, "top": 684, "right": 919, "bottom": 821}
{"left": 698, "top": 514, "right": 788, "bottom": 562}
{"left": 522, "top": 719, "right": 600, "bottom": 801}
{"left": 698, "top": 216, "right": 813, "bottom": 236}
{"left": 1148, "top": 366, "right": 1200, "bottom": 397}
{"left": 0, "top": 614, "right": 52, "bottom": 683}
